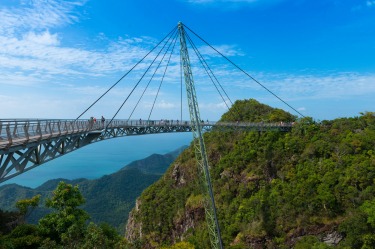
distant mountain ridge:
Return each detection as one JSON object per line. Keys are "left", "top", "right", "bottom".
{"left": 0, "top": 145, "right": 188, "bottom": 233}
{"left": 121, "top": 145, "right": 187, "bottom": 174}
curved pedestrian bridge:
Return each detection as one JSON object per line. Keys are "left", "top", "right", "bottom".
{"left": 0, "top": 119, "right": 292, "bottom": 183}
{"left": 0, "top": 119, "right": 292, "bottom": 151}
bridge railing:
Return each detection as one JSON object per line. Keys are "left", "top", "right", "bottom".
{"left": 0, "top": 119, "right": 293, "bottom": 150}
{"left": 213, "top": 121, "right": 293, "bottom": 127}
{"left": 0, "top": 119, "right": 93, "bottom": 149}
{"left": 0, "top": 119, "right": 193, "bottom": 149}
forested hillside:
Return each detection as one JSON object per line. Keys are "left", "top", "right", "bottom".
{"left": 125, "top": 99, "right": 375, "bottom": 249}
{"left": 0, "top": 147, "right": 185, "bottom": 233}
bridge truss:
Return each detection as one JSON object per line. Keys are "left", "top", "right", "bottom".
{"left": 0, "top": 119, "right": 291, "bottom": 183}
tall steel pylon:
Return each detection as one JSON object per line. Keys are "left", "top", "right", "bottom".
{"left": 178, "top": 22, "right": 223, "bottom": 249}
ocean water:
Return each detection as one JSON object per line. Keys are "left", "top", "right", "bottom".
{"left": 1, "top": 133, "right": 193, "bottom": 188}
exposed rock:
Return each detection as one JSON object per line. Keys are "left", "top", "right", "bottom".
{"left": 125, "top": 196, "right": 205, "bottom": 247}
{"left": 172, "top": 205, "right": 205, "bottom": 242}
{"left": 220, "top": 169, "right": 233, "bottom": 179}
{"left": 245, "top": 236, "right": 268, "bottom": 249}
{"left": 125, "top": 199, "right": 142, "bottom": 241}
{"left": 322, "top": 231, "right": 343, "bottom": 246}
{"left": 172, "top": 163, "right": 186, "bottom": 187}
{"left": 285, "top": 224, "right": 341, "bottom": 247}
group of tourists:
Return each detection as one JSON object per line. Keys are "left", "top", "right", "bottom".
{"left": 88, "top": 116, "right": 106, "bottom": 128}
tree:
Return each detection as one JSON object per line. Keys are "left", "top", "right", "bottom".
{"left": 81, "top": 222, "right": 130, "bottom": 249}
{"left": 0, "top": 209, "right": 22, "bottom": 234}
{"left": 1, "top": 181, "right": 129, "bottom": 248}
{"left": 38, "top": 181, "right": 89, "bottom": 247}
{"left": 161, "top": 241, "right": 195, "bottom": 249}
{"left": 16, "top": 194, "right": 41, "bottom": 220}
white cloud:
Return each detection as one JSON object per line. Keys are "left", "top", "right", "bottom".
{"left": 233, "top": 71, "right": 375, "bottom": 101}
{"left": 0, "top": 32, "right": 154, "bottom": 78}
{"left": 0, "top": 0, "right": 159, "bottom": 85}
{"left": 186, "top": 0, "right": 258, "bottom": 4}
{"left": 0, "top": 0, "right": 85, "bottom": 36}
{"left": 157, "top": 100, "right": 176, "bottom": 109}
{"left": 182, "top": 0, "right": 282, "bottom": 7}
{"left": 199, "top": 101, "right": 228, "bottom": 110}
{"left": 197, "top": 44, "right": 244, "bottom": 57}
{"left": 0, "top": 0, "right": 246, "bottom": 92}
{"left": 23, "top": 31, "right": 60, "bottom": 46}
{"left": 144, "top": 100, "right": 176, "bottom": 109}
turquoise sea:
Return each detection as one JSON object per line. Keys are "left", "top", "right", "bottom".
{"left": 1, "top": 133, "right": 193, "bottom": 188}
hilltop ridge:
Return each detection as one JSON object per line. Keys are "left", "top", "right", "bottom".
{"left": 125, "top": 99, "right": 375, "bottom": 248}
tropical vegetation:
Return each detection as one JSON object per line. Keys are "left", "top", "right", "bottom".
{"left": 0, "top": 181, "right": 130, "bottom": 248}
{"left": 125, "top": 99, "right": 375, "bottom": 248}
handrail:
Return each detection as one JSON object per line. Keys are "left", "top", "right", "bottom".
{"left": 0, "top": 119, "right": 293, "bottom": 150}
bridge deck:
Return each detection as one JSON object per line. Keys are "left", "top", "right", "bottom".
{"left": 0, "top": 119, "right": 292, "bottom": 183}
{"left": 0, "top": 119, "right": 292, "bottom": 152}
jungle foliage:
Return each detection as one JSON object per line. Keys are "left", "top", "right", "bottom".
{"left": 0, "top": 149, "right": 183, "bottom": 233}
{"left": 126, "top": 99, "right": 375, "bottom": 249}
{"left": 0, "top": 181, "right": 131, "bottom": 249}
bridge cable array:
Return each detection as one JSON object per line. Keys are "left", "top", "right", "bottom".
{"left": 75, "top": 25, "right": 178, "bottom": 121}
{"left": 184, "top": 30, "right": 233, "bottom": 111}
{"left": 183, "top": 23, "right": 306, "bottom": 118}
{"left": 107, "top": 28, "right": 178, "bottom": 128}
{"left": 77, "top": 22, "right": 304, "bottom": 132}
{"left": 147, "top": 31, "right": 179, "bottom": 122}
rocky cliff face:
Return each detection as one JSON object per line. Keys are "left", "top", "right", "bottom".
{"left": 125, "top": 199, "right": 143, "bottom": 243}
{"left": 125, "top": 155, "right": 207, "bottom": 247}
{"left": 126, "top": 196, "right": 205, "bottom": 243}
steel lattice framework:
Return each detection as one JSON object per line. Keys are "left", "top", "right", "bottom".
{"left": 178, "top": 22, "right": 224, "bottom": 249}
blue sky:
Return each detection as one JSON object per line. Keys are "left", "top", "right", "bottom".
{"left": 0, "top": 0, "right": 374, "bottom": 121}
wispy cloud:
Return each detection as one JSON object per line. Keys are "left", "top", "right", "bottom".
{"left": 367, "top": 1, "right": 375, "bottom": 7}
{"left": 0, "top": 31, "right": 156, "bottom": 79}
{"left": 233, "top": 71, "right": 375, "bottom": 101}
{"left": 196, "top": 44, "right": 245, "bottom": 57}
{"left": 0, "top": 0, "right": 162, "bottom": 86}
{"left": 0, "top": 0, "right": 247, "bottom": 90}
{"left": 0, "top": 0, "right": 84, "bottom": 36}
{"left": 181, "top": 0, "right": 283, "bottom": 8}
{"left": 186, "top": 0, "right": 260, "bottom": 4}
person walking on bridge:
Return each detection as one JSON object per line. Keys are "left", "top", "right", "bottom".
{"left": 101, "top": 116, "right": 105, "bottom": 128}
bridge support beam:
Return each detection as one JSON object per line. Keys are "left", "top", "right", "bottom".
{"left": 0, "top": 121, "right": 195, "bottom": 183}
{"left": 178, "top": 22, "right": 223, "bottom": 249}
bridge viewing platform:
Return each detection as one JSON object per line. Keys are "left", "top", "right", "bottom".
{"left": 0, "top": 119, "right": 292, "bottom": 183}
{"left": 0, "top": 119, "right": 292, "bottom": 152}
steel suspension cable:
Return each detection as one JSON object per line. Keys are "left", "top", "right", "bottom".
{"left": 128, "top": 32, "right": 179, "bottom": 121}
{"left": 185, "top": 31, "right": 234, "bottom": 107}
{"left": 180, "top": 44, "right": 183, "bottom": 122}
{"left": 106, "top": 28, "right": 178, "bottom": 127}
{"left": 75, "top": 26, "right": 177, "bottom": 120}
{"left": 184, "top": 31, "right": 232, "bottom": 111}
{"left": 185, "top": 31, "right": 246, "bottom": 121}
{"left": 183, "top": 24, "right": 306, "bottom": 118}
{"left": 147, "top": 31, "right": 179, "bottom": 121}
